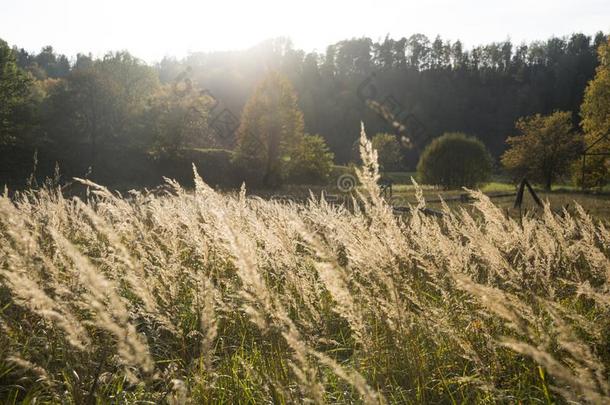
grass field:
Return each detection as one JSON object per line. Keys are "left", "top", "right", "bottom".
{"left": 389, "top": 185, "right": 610, "bottom": 220}
{"left": 0, "top": 133, "right": 608, "bottom": 404}
{"left": 261, "top": 184, "right": 610, "bottom": 221}
{"left": 264, "top": 167, "right": 610, "bottom": 221}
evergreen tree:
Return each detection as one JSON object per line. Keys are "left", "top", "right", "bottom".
{"left": 234, "top": 71, "right": 305, "bottom": 186}
{"left": 0, "top": 39, "right": 32, "bottom": 145}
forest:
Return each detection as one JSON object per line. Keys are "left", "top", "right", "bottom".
{"left": 1, "top": 32, "right": 607, "bottom": 189}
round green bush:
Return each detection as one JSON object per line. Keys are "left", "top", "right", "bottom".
{"left": 417, "top": 132, "right": 493, "bottom": 189}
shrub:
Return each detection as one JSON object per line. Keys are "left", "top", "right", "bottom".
{"left": 417, "top": 132, "right": 492, "bottom": 189}
{"left": 286, "top": 134, "right": 334, "bottom": 184}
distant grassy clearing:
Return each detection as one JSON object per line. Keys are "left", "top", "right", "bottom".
{"left": 258, "top": 169, "right": 610, "bottom": 220}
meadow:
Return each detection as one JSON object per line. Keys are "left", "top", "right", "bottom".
{"left": 0, "top": 131, "right": 609, "bottom": 404}
{"left": 264, "top": 169, "right": 610, "bottom": 222}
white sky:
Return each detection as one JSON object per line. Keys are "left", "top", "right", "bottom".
{"left": 2, "top": 0, "right": 609, "bottom": 63}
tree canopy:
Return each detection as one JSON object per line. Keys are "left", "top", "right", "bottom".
{"left": 371, "top": 133, "right": 404, "bottom": 171}
{"left": 0, "top": 32, "right": 608, "bottom": 188}
{"left": 501, "top": 111, "right": 582, "bottom": 190}
{"left": 0, "top": 39, "right": 32, "bottom": 145}
{"left": 234, "top": 71, "right": 305, "bottom": 186}
{"left": 578, "top": 37, "right": 610, "bottom": 188}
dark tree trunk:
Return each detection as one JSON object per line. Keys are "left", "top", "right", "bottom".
{"left": 263, "top": 129, "right": 281, "bottom": 188}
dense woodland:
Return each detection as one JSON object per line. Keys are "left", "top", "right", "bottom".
{"left": 0, "top": 32, "right": 608, "bottom": 188}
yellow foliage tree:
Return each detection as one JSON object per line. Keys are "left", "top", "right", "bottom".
{"left": 501, "top": 111, "right": 582, "bottom": 190}
{"left": 577, "top": 38, "right": 610, "bottom": 188}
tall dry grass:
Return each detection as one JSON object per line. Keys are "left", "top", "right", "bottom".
{"left": 0, "top": 125, "right": 609, "bottom": 404}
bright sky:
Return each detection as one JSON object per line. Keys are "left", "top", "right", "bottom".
{"left": 2, "top": 0, "right": 609, "bottom": 63}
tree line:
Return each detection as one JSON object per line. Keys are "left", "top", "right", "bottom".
{"left": 0, "top": 32, "right": 608, "bottom": 189}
